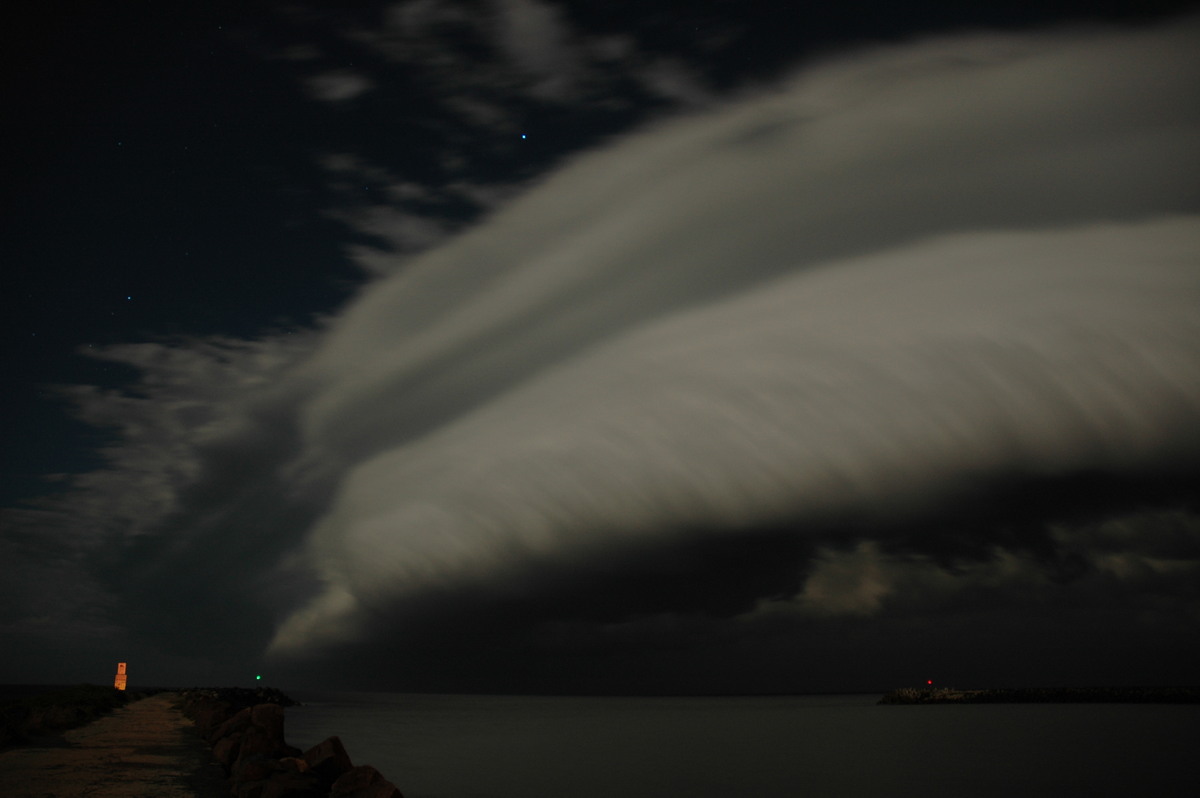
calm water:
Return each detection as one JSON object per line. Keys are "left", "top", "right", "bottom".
{"left": 284, "top": 692, "right": 1199, "bottom": 798}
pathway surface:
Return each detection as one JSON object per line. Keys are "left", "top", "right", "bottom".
{"left": 0, "top": 692, "right": 226, "bottom": 798}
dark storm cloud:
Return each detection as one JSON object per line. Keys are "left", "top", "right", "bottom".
{"left": 4, "top": 14, "right": 1199, "bottom": 689}
{"left": 0, "top": 333, "right": 322, "bottom": 678}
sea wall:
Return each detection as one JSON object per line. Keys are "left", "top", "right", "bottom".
{"left": 878, "top": 686, "right": 1200, "bottom": 704}
{"left": 178, "top": 687, "right": 404, "bottom": 798}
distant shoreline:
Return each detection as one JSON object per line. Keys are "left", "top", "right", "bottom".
{"left": 878, "top": 686, "right": 1200, "bottom": 704}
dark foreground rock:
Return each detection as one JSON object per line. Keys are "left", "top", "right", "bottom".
{"left": 879, "top": 686, "right": 1200, "bottom": 704}
{"left": 179, "top": 688, "right": 404, "bottom": 798}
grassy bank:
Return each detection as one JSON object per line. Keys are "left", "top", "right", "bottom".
{"left": 0, "top": 684, "right": 141, "bottom": 749}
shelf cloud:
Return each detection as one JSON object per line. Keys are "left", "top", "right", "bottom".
{"left": 7, "top": 15, "right": 1198, "bottom": 691}
{"left": 268, "top": 19, "right": 1200, "bottom": 660}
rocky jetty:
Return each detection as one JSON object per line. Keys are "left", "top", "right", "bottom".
{"left": 879, "top": 686, "right": 1200, "bottom": 704}
{"left": 178, "top": 687, "right": 405, "bottom": 798}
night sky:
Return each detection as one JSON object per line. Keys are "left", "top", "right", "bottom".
{"left": 3, "top": 1, "right": 1199, "bottom": 694}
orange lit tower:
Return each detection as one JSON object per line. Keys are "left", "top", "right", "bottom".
{"left": 114, "top": 662, "right": 127, "bottom": 691}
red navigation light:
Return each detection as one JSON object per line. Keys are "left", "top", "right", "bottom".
{"left": 927, "top": 680, "right": 933, "bottom": 685}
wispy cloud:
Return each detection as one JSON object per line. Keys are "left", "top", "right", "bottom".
{"left": 305, "top": 69, "right": 374, "bottom": 102}
{"left": 347, "top": 0, "right": 715, "bottom": 116}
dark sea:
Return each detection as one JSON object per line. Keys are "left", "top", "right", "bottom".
{"left": 285, "top": 692, "right": 1198, "bottom": 798}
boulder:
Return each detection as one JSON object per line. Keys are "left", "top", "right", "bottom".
{"left": 190, "top": 699, "right": 235, "bottom": 738}
{"left": 251, "top": 703, "right": 286, "bottom": 738}
{"left": 234, "top": 756, "right": 285, "bottom": 785}
{"left": 258, "top": 770, "right": 326, "bottom": 798}
{"left": 331, "top": 765, "right": 405, "bottom": 798}
{"left": 331, "top": 765, "right": 384, "bottom": 794}
{"left": 223, "top": 702, "right": 299, "bottom": 798}
{"left": 212, "top": 734, "right": 242, "bottom": 768}
{"left": 211, "top": 707, "right": 254, "bottom": 744}
{"left": 279, "top": 756, "right": 309, "bottom": 773}
{"left": 339, "top": 782, "right": 405, "bottom": 798}
{"left": 235, "top": 705, "right": 288, "bottom": 762}
{"left": 304, "top": 735, "right": 354, "bottom": 784}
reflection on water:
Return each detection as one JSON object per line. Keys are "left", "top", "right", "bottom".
{"left": 286, "top": 692, "right": 1199, "bottom": 798}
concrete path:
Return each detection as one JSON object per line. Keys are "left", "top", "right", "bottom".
{"left": 0, "top": 692, "right": 226, "bottom": 798}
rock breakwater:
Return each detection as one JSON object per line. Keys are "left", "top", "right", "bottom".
{"left": 179, "top": 687, "right": 405, "bottom": 798}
